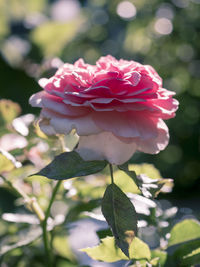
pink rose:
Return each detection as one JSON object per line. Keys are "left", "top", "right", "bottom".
{"left": 29, "top": 55, "right": 178, "bottom": 165}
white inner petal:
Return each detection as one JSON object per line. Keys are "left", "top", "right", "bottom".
{"left": 76, "top": 131, "right": 137, "bottom": 165}
{"left": 50, "top": 115, "right": 102, "bottom": 136}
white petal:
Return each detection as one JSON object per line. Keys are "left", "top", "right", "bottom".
{"left": 0, "top": 134, "right": 28, "bottom": 151}
{"left": 137, "top": 119, "right": 169, "bottom": 154}
{"left": 29, "top": 91, "right": 44, "bottom": 108}
{"left": 39, "top": 119, "right": 57, "bottom": 135}
{"left": 76, "top": 131, "right": 137, "bottom": 165}
{"left": 38, "top": 78, "right": 49, "bottom": 88}
{"left": 50, "top": 115, "right": 102, "bottom": 136}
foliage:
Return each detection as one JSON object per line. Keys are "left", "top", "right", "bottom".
{"left": 36, "top": 151, "right": 107, "bottom": 180}
{"left": 81, "top": 236, "right": 151, "bottom": 262}
{"left": 101, "top": 183, "right": 138, "bottom": 257}
{"left": 0, "top": 99, "right": 200, "bottom": 266}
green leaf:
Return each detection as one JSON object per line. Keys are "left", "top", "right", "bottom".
{"left": 81, "top": 236, "right": 151, "bottom": 262}
{"left": 118, "top": 164, "right": 171, "bottom": 198}
{"left": 35, "top": 151, "right": 107, "bottom": 180}
{"left": 101, "top": 183, "right": 138, "bottom": 257}
{"left": 72, "top": 176, "right": 106, "bottom": 199}
{"left": 118, "top": 163, "right": 138, "bottom": 186}
{"left": 0, "top": 149, "right": 21, "bottom": 173}
{"left": 31, "top": 18, "right": 85, "bottom": 57}
{"left": 53, "top": 235, "right": 77, "bottom": 262}
{"left": 112, "top": 169, "right": 140, "bottom": 194}
{"left": 168, "top": 219, "right": 200, "bottom": 247}
{"left": 151, "top": 250, "right": 167, "bottom": 267}
{"left": 129, "top": 163, "right": 162, "bottom": 179}
{"left": 172, "top": 239, "right": 200, "bottom": 266}
{"left": 0, "top": 99, "right": 21, "bottom": 124}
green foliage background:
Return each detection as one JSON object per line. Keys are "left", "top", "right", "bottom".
{"left": 0, "top": 0, "right": 200, "bottom": 194}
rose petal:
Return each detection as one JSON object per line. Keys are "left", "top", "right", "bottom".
{"left": 39, "top": 118, "right": 57, "bottom": 135}
{"left": 42, "top": 94, "right": 89, "bottom": 117}
{"left": 29, "top": 91, "right": 44, "bottom": 108}
{"left": 49, "top": 115, "right": 102, "bottom": 136}
{"left": 92, "top": 111, "right": 158, "bottom": 140}
{"left": 77, "top": 131, "right": 137, "bottom": 165}
{"left": 137, "top": 119, "right": 169, "bottom": 154}
{"left": 30, "top": 55, "right": 178, "bottom": 164}
{"left": 38, "top": 78, "right": 49, "bottom": 88}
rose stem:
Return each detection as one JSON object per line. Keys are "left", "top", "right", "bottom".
{"left": 41, "top": 180, "right": 62, "bottom": 267}
{"left": 109, "top": 163, "right": 114, "bottom": 184}
{"left": 42, "top": 134, "right": 66, "bottom": 265}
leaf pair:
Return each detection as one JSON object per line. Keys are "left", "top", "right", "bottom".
{"left": 34, "top": 151, "right": 138, "bottom": 257}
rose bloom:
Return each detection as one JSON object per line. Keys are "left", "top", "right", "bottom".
{"left": 29, "top": 55, "right": 178, "bottom": 165}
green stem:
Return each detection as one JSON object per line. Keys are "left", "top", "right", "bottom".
{"left": 41, "top": 180, "right": 62, "bottom": 267}
{"left": 109, "top": 163, "right": 114, "bottom": 184}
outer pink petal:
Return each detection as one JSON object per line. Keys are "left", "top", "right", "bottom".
{"left": 29, "top": 91, "right": 44, "bottom": 108}
{"left": 150, "top": 98, "right": 179, "bottom": 119}
{"left": 136, "top": 119, "right": 169, "bottom": 154}
{"left": 29, "top": 91, "right": 89, "bottom": 117}
{"left": 76, "top": 131, "right": 137, "bottom": 165}
{"left": 42, "top": 94, "right": 89, "bottom": 117}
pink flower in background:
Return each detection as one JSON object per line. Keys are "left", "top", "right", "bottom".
{"left": 29, "top": 55, "right": 178, "bottom": 164}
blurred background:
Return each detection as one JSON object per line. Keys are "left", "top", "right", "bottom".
{"left": 0, "top": 0, "right": 199, "bottom": 197}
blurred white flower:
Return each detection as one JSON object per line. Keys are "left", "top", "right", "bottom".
{"left": 12, "top": 114, "right": 35, "bottom": 136}
{"left": 116, "top": 1, "right": 137, "bottom": 19}
{"left": 0, "top": 133, "right": 28, "bottom": 151}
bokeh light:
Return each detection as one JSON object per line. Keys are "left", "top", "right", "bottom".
{"left": 116, "top": 1, "right": 137, "bottom": 20}
{"left": 154, "top": 18, "right": 173, "bottom": 35}
{"left": 51, "top": 0, "right": 80, "bottom": 22}
{"left": 176, "top": 44, "right": 194, "bottom": 62}
{"left": 156, "top": 4, "right": 174, "bottom": 20}
{"left": 171, "top": 0, "right": 189, "bottom": 8}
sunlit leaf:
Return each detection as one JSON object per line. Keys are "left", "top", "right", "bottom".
{"left": 0, "top": 0, "right": 9, "bottom": 40}
{"left": 151, "top": 250, "right": 167, "bottom": 267}
{"left": 0, "top": 99, "right": 21, "bottom": 124}
{"left": 114, "top": 169, "right": 140, "bottom": 194}
{"left": 8, "top": 0, "right": 46, "bottom": 20}
{"left": 53, "top": 235, "right": 77, "bottom": 262}
{"left": 81, "top": 236, "right": 151, "bottom": 262}
{"left": 129, "top": 163, "right": 162, "bottom": 179}
{"left": 31, "top": 18, "right": 85, "bottom": 57}
{"left": 118, "top": 164, "right": 171, "bottom": 198}
{"left": 72, "top": 175, "right": 106, "bottom": 199}
{"left": 168, "top": 219, "right": 200, "bottom": 247}
{"left": 101, "top": 183, "right": 138, "bottom": 257}
{"left": 35, "top": 151, "right": 107, "bottom": 180}
{"left": 0, "top": 149, "right": 21, "bottom": 173}
{"left": 118, "top": 163, "right": 138, "bottom": 185}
